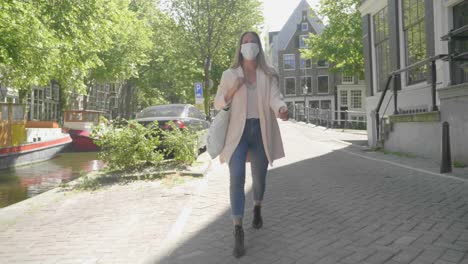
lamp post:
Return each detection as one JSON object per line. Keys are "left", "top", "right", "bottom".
{"left": 303, "top": 85, "right": 308, "bottom": 123}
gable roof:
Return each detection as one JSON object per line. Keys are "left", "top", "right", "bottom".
{"left": 276, "top": 0, "right": 324, "bottom": 51}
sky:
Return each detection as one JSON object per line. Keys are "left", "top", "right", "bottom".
{"left": 260, "top": 0, "right": 321, "bottom": 33}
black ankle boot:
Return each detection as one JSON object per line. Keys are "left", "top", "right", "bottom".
{"left": 233, "top": 225, "right": 245, "bottom": 258}
{"left": 252, "top": 205, "right": 263, "bottom": 229}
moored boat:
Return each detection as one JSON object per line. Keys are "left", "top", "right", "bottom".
{"left": 0, "top": 103, "right": 72, "bottom": 170}
{"left": 63, "top": 110, "right": 104, "bottom": 152}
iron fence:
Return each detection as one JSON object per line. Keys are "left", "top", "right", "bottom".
{"left": 289, "top": 103, "right": 367, "bottom": 130}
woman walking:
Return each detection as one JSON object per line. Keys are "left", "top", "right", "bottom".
{"left": 214, "top": 31, "right": 289, "bottom": 258}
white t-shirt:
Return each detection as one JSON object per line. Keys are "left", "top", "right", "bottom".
{"left": 246, "top": 82, "right": 259, "bottom": 119}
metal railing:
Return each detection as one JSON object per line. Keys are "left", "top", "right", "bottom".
{"left": 289, "top": 104, "right": 367, "bottom": 130}
{"left": 375, "top": 54, "right": 447, "bottom": 142}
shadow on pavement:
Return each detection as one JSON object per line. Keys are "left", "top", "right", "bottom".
{"left": 153, "top": 144, "right": 468, "bottom": 264}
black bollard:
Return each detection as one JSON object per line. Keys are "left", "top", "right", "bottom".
{"left": 440, "top": 121, "right": 452, "bottom": 173}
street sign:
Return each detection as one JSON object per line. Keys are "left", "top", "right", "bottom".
{"left": 194, "top": 82, "right": 204, "bottom": 104}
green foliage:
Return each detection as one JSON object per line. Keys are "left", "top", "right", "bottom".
{"left": 92, "top": 118, "right": 199, "bottom": 171}
{"left": 169, "top": 0, "right": 264, "bottom": 113}
{"left": 160, "top": 121, "right": 199, "bottom": 165}
{"left": 454, "top": 160, "right": 467, "bottom": 168}
{"left": 301, "top": 0, "right": 363, "bottom": 76}
{"left": 92, "top": 118, "right": 164, "bottom": 171}
{"left": 0, "top": 0, "right": 153, "bottom": 104}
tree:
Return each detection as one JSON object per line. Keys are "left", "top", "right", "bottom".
{"left": 301, "top": 0, "right": 363, "bottom": 76}
{"left": 0, "top": 1, "right": 59, "bottom": 101}
{"left": 132, "top": 2, "right": 203, "bottom": 109}
{"left": 169, "top": 0, "right": 263, "bottom": 115}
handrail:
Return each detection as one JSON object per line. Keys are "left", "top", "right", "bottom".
{"left": 441, "top": 24, "right": 468, "bottom": 41}
{"left": 374, "top": 54, "right": 447, "bottom": 143}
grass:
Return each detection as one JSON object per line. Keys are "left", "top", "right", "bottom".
{"left": 374, "top": 147, "right": 416, "bottom": 158}
{"left": 454, "top": 160, "right": 467, "bottom": 168}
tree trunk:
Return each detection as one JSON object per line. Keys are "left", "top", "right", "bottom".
{"left": 203, "top": 56, "right": 211, "bottom": 117}
{"left": 124, "top": 82, "right": 133, "bottom": 119}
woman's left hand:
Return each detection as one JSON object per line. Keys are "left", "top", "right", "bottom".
{"left": 278, "top": 106, "right": 289, "bottom": 121}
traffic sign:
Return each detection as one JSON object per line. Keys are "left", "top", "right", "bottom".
{"left": 194, "top": 82, "right": 204, "bottom": 104}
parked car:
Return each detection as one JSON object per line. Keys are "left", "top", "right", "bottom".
{"left": 134, "top": 104, "right": 210, "bottom": 151}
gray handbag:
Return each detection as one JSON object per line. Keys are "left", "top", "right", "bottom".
{"left": 207, "top": 106, "right": 230, "bottom": 159}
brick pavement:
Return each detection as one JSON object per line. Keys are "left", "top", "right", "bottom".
{"left": 152, "top": 121, "right": 468, "bottom": 264}
{"left": 0, "top": 173, "right": 204, "bottom": 264}
{"left": 2, "top": 122, "right": 468, "bottom": 264}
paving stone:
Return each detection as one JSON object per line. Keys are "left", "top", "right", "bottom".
{"left": 3, "top": 123, "right": 468, "bottom": 263}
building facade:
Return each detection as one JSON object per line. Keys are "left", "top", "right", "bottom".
{"left": 359, "top": 0, "right": 468, "bottom": 163}
{"left": 270, "top": 0, "right": 366, "bottom": 126}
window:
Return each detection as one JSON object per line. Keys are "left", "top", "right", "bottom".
{"left": 403, "top": 0, "right": 427, "bottom": 84}
{"left": 340, "top": 90, "right": 348, "bottom": 106}
{"left": 317, "top": 60, "right": 328, "bottom": 67}
{"left": 52, "top": 83, "right": 60, "bottom": 100}
{"left": 301, "top": 23, "right": 308, "bottom": 31}
{"left": 283, "top": 54, "right": 295, "bottom": 70}
{"left": 300, "top": 77, "right": 312, "bottom": 94}
{"left": 342, "top": 74, "right": 354, "bottom": 84}
{"left": 285, "top": 78, "right": 296, "bottom": 95}
{"left": 309, "top": 100, "right": 319, "bottom": 109}
{"left": 300, "top": 58, "right": 311, "bottom": 69}
{"left": 299, "top": 35, "right": 308, "bottom": 48}
{"left": 317, "top": 76, "right": 329, "bottom": 94}
{"left": 321, "top": 100, "right": 331, "bottom": 109}
{"left": 451, "top": 1, "right": 468, "bottom": 84}
{"left": 350, "top": 90, "right": 362, "bottom": 109}
{"left": 374, "top": 6, "right": 390, "bottom": 91}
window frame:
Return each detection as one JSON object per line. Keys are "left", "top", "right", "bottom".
{"left": 283, "top": 54, "right": 296, "bottom": 71}
{"left": 317, "top": 75, "right": 329, "bottom": 94}
{"left": 341, "top": 74, "right": 354, "bottom": 84}
{"left": 285, "top": 77, "right": 296, "bottom": 96}
{"left": 350, "top": 90, "right": 363, "bottom": 109}
{"left": 317, "top": 60, "right": 329, "bottom": 68}
{"left": 301, "top": 22, "right": 308, "bottom": 31}
{"left": 299, "top": 34, "right": 309, "bottom": 49}
{"left": 300, "top": 76, "right": 313, "bottom": 94}
{"left": 340, "top": 90, "right": 348, "bottom": 107}
{"left": 402, "top": 0, "right": 427, "bottom": 85}
{"left": 300, "top": 58, "right": 312, "bottom": 69}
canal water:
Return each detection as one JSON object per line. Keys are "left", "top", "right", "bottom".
{"left": 0, "top": 152, "right": 105, "bottom": 208}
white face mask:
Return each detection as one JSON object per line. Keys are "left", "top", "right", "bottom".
{"left": 241, "top": 43, "right": 260, "bottom": 60}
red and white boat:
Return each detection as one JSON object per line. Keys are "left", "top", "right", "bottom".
{"left": 0, "top": 118, "right": 72, "bottom": 170}
{"left": 63, "top": 110, "right": 104, "bottom": 152}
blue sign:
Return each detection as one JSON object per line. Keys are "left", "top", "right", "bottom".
{"left": 194, "top": 82, "right": 204, "bottom": 104}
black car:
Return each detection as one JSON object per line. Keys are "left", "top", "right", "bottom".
{"left": 134, "top": 104, "right": 210, "bottom": 150}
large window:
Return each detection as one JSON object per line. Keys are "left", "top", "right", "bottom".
{"left": 350, "top": 90, "right": 362, "bottom": 109}
{"left": 300, "top": 76, "right": 312, "bottom": 94}
{"left": 451, "top": 1, "right": 468, "bottom": 84}
{"left": 403, "top": 0, "right": 427, "bottom": 84}
{"left": 317, "top": 76, "right": 329, "bottom": 94}
{"left": 340, "top": 90, "right": 348, "bottom": 106}
{"left": 283, "top": 54, "right": 295, "bottom": 70}
{"left": 373, "top": 6, "right": 390, "bottom": 91}
{"left": 342, "top": 74, "right": 354, "bottom": 84}
{"left": 300, "top": 58, "right": 311, "bottom": 69}
{"left": 285, "top": 78, "right": 296, "bottom": 95}
{"left": 299, "top": 35, "right": 308, "bottom": 48}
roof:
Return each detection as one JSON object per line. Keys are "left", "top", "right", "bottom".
{"left": 275, "top": 0, "right": 324, "bottom": 51}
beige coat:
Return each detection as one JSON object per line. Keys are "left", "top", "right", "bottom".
{"left": 214, "top": 66, "right": 287, "bottom": 165}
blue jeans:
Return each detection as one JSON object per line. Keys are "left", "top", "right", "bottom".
{"left": 229, "top": 118, "right": 269, "bottom": 220}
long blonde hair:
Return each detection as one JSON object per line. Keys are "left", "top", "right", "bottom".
{"left": 230, "top": 31, "right": 279, "bottom": 81}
